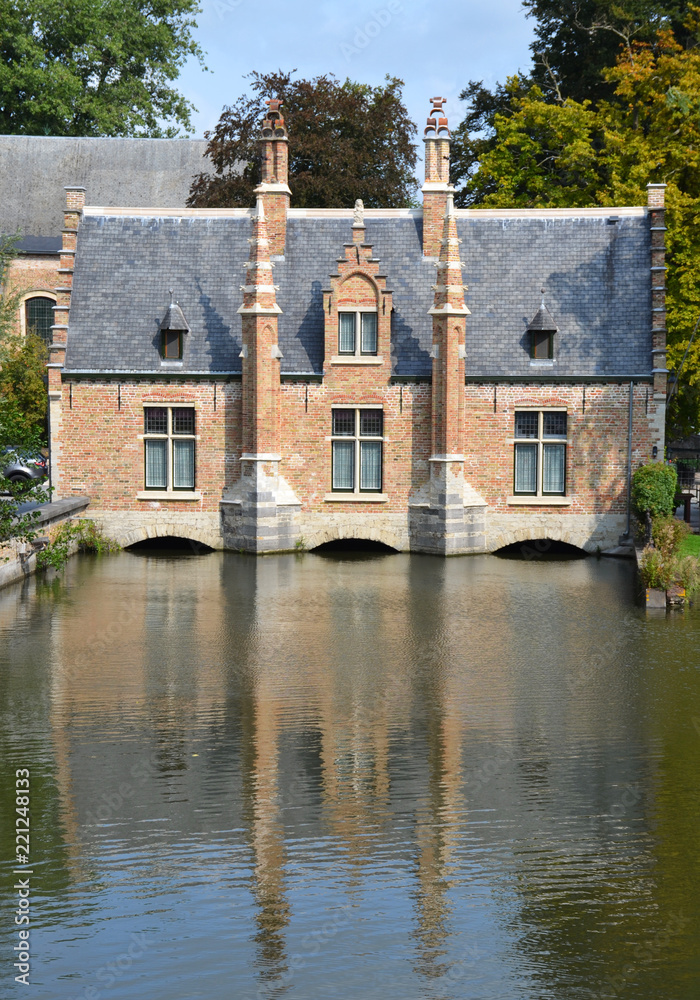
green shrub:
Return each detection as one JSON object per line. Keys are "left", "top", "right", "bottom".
{"left": 675, "top": 556, "right": 700, "bottom": 595}
{"left": 36, "top": 519, "right": 120, "bottom": 573}
{"left": 631, "top": 463, "right": 678, "bottom": 519}
{"left": 638, "top": 546, "right": 674, "bottom": 590}
{"left": 652, "top": 514, "right": 690, "bottom": 560}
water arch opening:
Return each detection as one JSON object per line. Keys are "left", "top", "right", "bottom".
{"left": 311, "top": 538, "right": 398, "bottom": 558}
{"left": 125, "top": 536, "right": 214, "bottom": 557}
{"left": 494, "top": 538, "right": 587, "bottom": 560}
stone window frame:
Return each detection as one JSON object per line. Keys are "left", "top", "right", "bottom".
{"left": 512, "top": 408, "right": 568, "bottom": 498}
{"left": 142, "top": 404, "right": 197, "bottom": 493}
{"left": 337, "top": 308, "right": 378, "bottom": 357}
{"left": 330, "top": 405, "right": 384, "bottom": 494}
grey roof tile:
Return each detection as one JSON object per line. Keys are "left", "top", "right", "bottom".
{"left": 65, "top": 212, "right": 652, "bottom": 378}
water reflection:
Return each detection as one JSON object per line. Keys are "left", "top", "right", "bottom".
{"left": 0, "top": 550, "right": 699, "bottom": 999}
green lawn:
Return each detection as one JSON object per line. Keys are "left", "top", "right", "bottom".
{"left": 679, "top": 533, "right": 700, "bottom": 557}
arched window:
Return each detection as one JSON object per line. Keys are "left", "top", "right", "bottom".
{"left": 24, "top": 297, "right": 54, "bottom": 344}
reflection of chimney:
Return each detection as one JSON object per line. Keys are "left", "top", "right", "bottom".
{"left": 254, "top": 99, "right": 291, "bottom": 256}
{"left": 422, "top": 97, "right": 451, "bottom": 257}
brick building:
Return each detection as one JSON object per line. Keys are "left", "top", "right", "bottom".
{"left": 50, "top": 99, "right": 667, "bottom": 555}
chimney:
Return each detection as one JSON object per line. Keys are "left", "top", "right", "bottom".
{"left": 49, "top": 185, "right": 85, "bottom": 497}
{"left": 254, "top": 99, "right": 291, "bottom": 256}
{"left": 422, "top": 97, "right": 451, "bottom": 257}
{"left": 648, "top": 182, "right": 667, "bottom": 404}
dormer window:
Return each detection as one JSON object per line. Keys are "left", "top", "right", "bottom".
{"left": 527, "top": 290, "right": 558, "bottom": 362}
{"left": 338, "top": 310, "right": 378, "bottom": 356}
{"left": 160, "top": 290, "right": 190, "bottom": 361}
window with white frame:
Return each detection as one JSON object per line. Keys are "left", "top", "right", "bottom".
{"left": 514, "top": 410, "right": 567, "bottom": 496}
{"left": 338, "top": 310, "right": 378, "bottom": 356}
{"left": 331, "top": 408, "right": 383, "bottom": 492}
{"left": 144, "top": 407, "right": 195, "bottom": 491}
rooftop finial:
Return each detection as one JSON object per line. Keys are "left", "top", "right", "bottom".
{"left": 254, "top": 195, "right": 265, "bottom": 219}
{"left": 353, "top": 199, "right": 365, "bottom": 228}
{"left": 425, "top": 96, "right": 450, "bottom": 137}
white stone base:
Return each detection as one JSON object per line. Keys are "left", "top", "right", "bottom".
{"left": 485, "top": 511, "right": 628, "bottom": 554}
{"left": 88, "top": 510, "right": 224, "bottom": 550}
{"left": 88, "top": 506, "right": 629, "bottom": 556}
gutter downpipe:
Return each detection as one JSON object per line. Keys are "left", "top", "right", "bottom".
{"left": 625, "top": 380, "right": 634, "bottom": 539}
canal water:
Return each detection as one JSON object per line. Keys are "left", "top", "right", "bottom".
{"left": 1, "top": 547, "right": 699, "bottom": 1000}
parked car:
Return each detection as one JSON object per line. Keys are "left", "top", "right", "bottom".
{"left": 1, "top": 446, "right": 49, "bottom": 487}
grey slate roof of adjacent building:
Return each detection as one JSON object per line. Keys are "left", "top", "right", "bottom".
{"left": 0, "top": 135, "right": 211, "bottom": 240}
{"left": 65, "top": 208, "right": 652, "bottom": 378}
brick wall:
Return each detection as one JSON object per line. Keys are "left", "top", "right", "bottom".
{"left": 4, "top": 256, "right": 60, "bottom": 336}
{"left": 59, "top": 380, "right": 241, "bottom": 510}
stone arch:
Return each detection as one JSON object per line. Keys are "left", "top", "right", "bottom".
{"left": 488, "top": 522, "right": 592, "bottom": 554}
{"left": 337, "top": 272, "right": 379, "bottom": 306}
{"left": 305, "top": 523, "right": 402, "bottom": 552}
{"left": 106, "top": 521, "right": 222, "bottom": 551}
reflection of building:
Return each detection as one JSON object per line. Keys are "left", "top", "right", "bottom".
{"left": 0, "top": 134, "right": 211, "bottom": 341}
{"left": 48, "top": 100, "right": 666, "bottom": 555}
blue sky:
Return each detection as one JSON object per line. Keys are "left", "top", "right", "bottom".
{"left": 177, "top": 0, "right": 535, "bottom": 142}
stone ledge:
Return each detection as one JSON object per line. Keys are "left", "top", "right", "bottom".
{"left": 330, "top": 356, "right": 384, "bottom": 365}
{"left": 135, "top": 491, "right": 202, "bottom": 501}
{"left": 506, "top": 496, "right": 572, "bottom": 506}
{"left": 324, "top": 493, "right": 388, "bottom": 503}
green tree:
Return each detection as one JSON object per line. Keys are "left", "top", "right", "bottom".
{"left": 0, "top": 0, "right": 204, "bottom": 136}
{"left": 454, "top": 14, "right": 700, "bottom": 435}
{"left": 188, "top": 71, "right": 418, "bottom": 209}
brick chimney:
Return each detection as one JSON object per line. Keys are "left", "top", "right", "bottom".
{"left": 422, "top": 97, "right": 451, "bottom": 257}
{"left": 254, "top": 99, "right": 291, "bottom": 256}
{"left": 648, "top": 183, "right": 667, "bottom": 399}
{"left": 49, "top": 185, "right": 85, "bottom": 496}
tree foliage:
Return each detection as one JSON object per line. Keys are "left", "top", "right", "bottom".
{"left": 0, "top": 0, "right": 204, "bottom": 136}
{"left": 188, "top": 71, "right": 418, "bottom": 209}
{"left": 453, "top": 9, "right": 700, "bottom": 435}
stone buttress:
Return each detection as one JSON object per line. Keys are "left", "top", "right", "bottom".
{"left": 220, "top": 197, "right": 301, "bottom": 551}
{"left": 410, "top": 192, "right": 487, "bottom": 554}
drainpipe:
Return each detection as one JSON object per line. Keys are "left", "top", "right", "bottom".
{"left": 623, "top": 380, "right": 634, "bottom": 539}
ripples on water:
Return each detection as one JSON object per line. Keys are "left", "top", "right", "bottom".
{"left": 1, "top": 549, "right": 699, "bottom": 999}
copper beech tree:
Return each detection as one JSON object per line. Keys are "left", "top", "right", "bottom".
{"left": 188, "top": 71, "right": 418, "bottom": 209}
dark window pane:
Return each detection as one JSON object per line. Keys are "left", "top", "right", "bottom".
{"left": 531, "top": 331, "right": 552, "bottom": 359}
{"left": 361, "top": 313, "right": 378, "bottom": 354}
{"left": 162, "top": 330, "right": 181, "bottom": 359}
{"left": 515, "top": 412, "right": 538, "bottom": 439}
{"left": 172, "top": 408, "right": 195, "bottom": 435}
{"left": 25, "top": 297, "right": 54, "bottom": 344}
{"left": 360, "top": 410, "right": 383, "bottom": 437}
{"left": 514, "top": 443, "right": 537, "bottom": 493}
{"left": 543, "top": 412, "right": 567, "bottom": 438}
{"left": 338, "top": 314, "right": 355, "bottom": 353}
{"left": 333, "top": 409, "right": 355, "bottom": 436}
{"left": 332, "top": 440, "right": 354, "bottom": 490}
{"left": 145, "top": 408, "right": 167, "bottom": 435}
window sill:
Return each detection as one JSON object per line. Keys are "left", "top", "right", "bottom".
{"left": 136, "top": 490, "right": 202, "bottom": 501}
{"left": 330, "top": 355, "right": 384, "bottom": 365}
{"left": 507, "top": 495, "right": 571, "bottom": 506}
{"left": 324, "top": 493, "right": 388, "bottom": 502}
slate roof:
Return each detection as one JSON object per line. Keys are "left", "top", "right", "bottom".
{"left": 65, "top": 208, "right": 652, "bottom": 378}
{"left": 0, "top": 135, "right": 211, "bottom": 239}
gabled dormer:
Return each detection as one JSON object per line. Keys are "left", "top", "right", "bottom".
{"left": 323, "top": 201, "right": 393, "bottom": 369}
